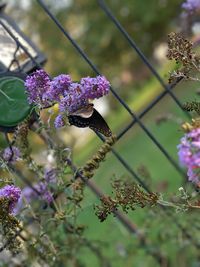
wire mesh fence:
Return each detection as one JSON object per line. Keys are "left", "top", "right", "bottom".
{"left": 0, "top": 1, "right": 199, "bottom": 265}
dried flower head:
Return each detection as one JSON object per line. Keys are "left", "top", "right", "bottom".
{"left": 167, "top": 32, "right": 194, "bottom": 65}
{"left": 167, "top": 32, "right": 200, "bottom": 83}
{"left": 95, "top": 179, "right": 158, "bottom": 222}
{"left": 183, "top": 101, "right": 200, "bottom": 115}
{"left": 181, "top": 118, "right": 200, "bottom": 132}
{"left": 0, "top": 197, "right": 22, "bottom": 253}
{"left": 81, "top": 135, "right": 117, "bottom": 179}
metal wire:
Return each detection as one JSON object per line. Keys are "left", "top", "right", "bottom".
{"left": 36, "top": 0, "right": 187, "bottom": 181}
{"left": 98, "top": 0, "right": 187, "bottom": 115}
{"left": 0, "top": 16, "right": 151, "bottom": 192}
{"left": 0, "top": 0, "right": 199, "bottom": 258}
{"left": 117, "top": 77, "right": 183, "bottom": 140}
{"left": 36, "top": 0, "right": 200, "bottom": 249}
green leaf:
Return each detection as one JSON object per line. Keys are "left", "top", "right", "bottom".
{"left": 0, "top": 76, "right": 33, "bottom": 127}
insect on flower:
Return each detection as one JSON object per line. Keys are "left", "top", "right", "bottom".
{"left": 25, "top": 70, "right": 112, "bottom": 137}
{"left": 68, "top": 103, "right": 112, "bottom": 137}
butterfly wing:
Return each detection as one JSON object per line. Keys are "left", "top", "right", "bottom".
{"left": 68, "top": 108, "right": 112, "bottom": 137}
{"left": 68, "top": 114, "right": 91, "bottom": 128}
{"left": 69, "top": 104, "right": 94, "bottom": 118}
{"left": 88, "top": 109, "right": 112, "bottom": 137}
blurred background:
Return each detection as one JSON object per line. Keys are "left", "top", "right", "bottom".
{"left": 1, "top": 0, "right": 200, "bottom": 266}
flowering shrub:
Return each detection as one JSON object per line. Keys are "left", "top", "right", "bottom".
{"left": 1, "top": 1, "right": 200, "bottom": 266}
{"left": 24, "top": 70, "right": 110, "bottom": 128}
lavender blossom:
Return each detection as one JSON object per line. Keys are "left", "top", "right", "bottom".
{"left": 25, "top": 69, "right": 51, "bottom": 107}
{"left": 44, "top": 168, "right": 57, "bottom": 184}
{"left": 0, "top": 185, "right": 21, "bottom": 213}
{"left": 35, "top": 182, "right": 54, "bottom": 204}
{"left": 54, "top": 114, "right": 65, "bottom": 128}
{"left": 14, "top": 169, "right": 57, "bottom": 214}
{"left": 46, "top": 74, "right": 72, "bottom": 101}
{"left": 177, "top": 128, "right": 200, "bottom": 183}
{"left": 182, "top": 0, "right": 200, "bottom": 12}
{"left": 59, "top": 82, "right": 89, "bottom": 113}
{"left": 81, "top": 75, "right": 110, "bottom": 100}
{"left": 3, "top": 146, "right": 21, "bottom": 163}
{"left": 58, "top": 76, "right": 109, "bottom": 114}
{"left": 25, "top": 70, "right": 110, "bottom": 128}
{"left": 13, "top": 187, "right": 35, "bottom": 215}
{"left": 14, "top": 183, "right": 53, "bottom": 215}
{"left": 25, "top": 70, "right": 110, "bottom": 113}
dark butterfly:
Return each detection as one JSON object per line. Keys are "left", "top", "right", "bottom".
{"left": 68, "top": 104, "right": 112, "bottom": 137}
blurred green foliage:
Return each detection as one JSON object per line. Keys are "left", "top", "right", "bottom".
{"left": 10, "top": 0, "right": 182, "bottom": 95}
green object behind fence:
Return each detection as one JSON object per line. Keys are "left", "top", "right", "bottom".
{"left": 0, "top": 76, "right": 32, "bottom": 127}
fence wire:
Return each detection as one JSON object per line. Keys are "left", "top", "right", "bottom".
{"left": 0, "top": 0, "right": 200, "bottom": 264}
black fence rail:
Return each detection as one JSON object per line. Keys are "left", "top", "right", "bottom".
{"left": 0, "top": 0, "right": 199, "bottom": 265}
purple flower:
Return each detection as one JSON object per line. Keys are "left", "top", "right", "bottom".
{"left": 3, "top": 146, "right": 21, "bottom": 163}
{"left": 54, "top": 114, "right": 65, "bottom": 128}
{"left": 46, "top": 74, "right": 72, "bottom": 101}
{"left": 0, "top": 185, "right": 21, "bottom": 213}
{"left": 25, "top": 69, "right": 51, "bottom": 107}
{"left": 13, "top": 187, "right": 35, "bottom": 215}
{"left": 14, "top": 169, "right": 57, "bottom": 214}
{"left": 59, "top": 82, "right": 89, "bottom": 113}
{"left": 58, "top": 76, "right": 110, "bottom": 114}
{"left": 182, "top": 0, "right": 200, "bottom": 12}
{"left": 21, "top": 187, "right": 36, "bottom": 203}
{"left": 35, "top": 182, "right": 53, "bottom": 204}
{"left": 81, "top": 75, "right": 110, "bottom": 100}
{"left": 14, "top": 183, "right": 53, "bottom": 215}
{"left": 177, "top": 128, "right": 200, "bottom": 183}
{"left": 25, "top": 70, "right": 111, "bottom": 126}
{"left": 44, "top": 168, "right": 57, "bottom": 184}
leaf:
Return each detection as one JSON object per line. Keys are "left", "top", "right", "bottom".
{"left": 0, "top": 76, "right": 33, "bottom": 127}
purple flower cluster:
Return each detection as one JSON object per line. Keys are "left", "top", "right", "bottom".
{"left": 46, "top": 74, "right": 72, "bottom": 101}
{"left": 25, "top": 69, "right": 51, "bottom": 107}
{"left": 14, "top": 168, "right": 57, "bottom": 214}
{"left": 59, "top": 82, "right": 89, "bottom": 114}
{"left": 58, "top": 76, "right": 110, "bottom": 115}
{"left": 25, "top": 70, "right": 110, "bottom": 128}
{"left": 0, "top": 185, "right": 21, "bottom": 213}
{"left": 177, "top": 128, "right": 200, "bottom": 183}
{"left": 3, "top": 146, "right": 21, "bottom": 163}
{"left": 26, "top": 168, "right": 57, "bottom": 204}
{"left": 44, "top": 168, "right": 57, "bottom": 183}
{"left": 182, "top": 0, "right": 200, "bottom": 12}
{"left": 34, "top": 182, "right": 54, "bottom": 204}
{"left": 80, "top": 76, "right": 110, "bottom": 100}
{"left": 54, "top": 114, "right": 65, "bottom": 128}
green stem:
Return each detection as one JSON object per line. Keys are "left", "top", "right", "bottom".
{"left": 157, "top": 199, "right": 178, "bottom": 208}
